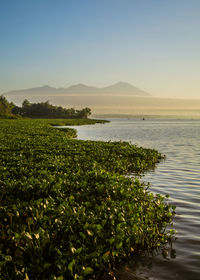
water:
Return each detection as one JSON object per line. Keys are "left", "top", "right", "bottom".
{"left": 68, "top": 118, "right": 200, "bottom": 280}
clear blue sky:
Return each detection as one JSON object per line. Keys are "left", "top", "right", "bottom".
{"left": 1, "top": 0, "right": 200, "bottom": 98}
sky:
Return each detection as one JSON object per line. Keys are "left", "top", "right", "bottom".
{"left": 0, "top": 0, "right": 200, "bottom": 99}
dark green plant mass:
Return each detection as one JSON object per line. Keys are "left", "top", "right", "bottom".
{"left": 12, "top": 99, "right": 92, "bottom": 119}
{"left": 0, "top": 95, "right": 92, "bottom": 119}
{"left": 0, "top": 95, "right": 16, "bottom": 118}
{"left": 0, "top": 119, "right": 175, "bottom": 280}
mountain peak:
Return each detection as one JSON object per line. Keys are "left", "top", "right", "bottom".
{"left": 114, "top": 81, "right": 131, "bottom": 86}
{"left": 101, "top": 82, "right": 150, "bottom": 96}
{"left": 69, "top": 83, "right": 89, "bottom": 89}
{"left": 109, "top": 81, "right": 137, "bottom": 88}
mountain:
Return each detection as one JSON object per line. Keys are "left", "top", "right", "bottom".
{"left": 5, "top": 82, "right": 151, "bottom": 97}
{"left": 66, "top": 83, "right": 98, "bottom": 94}
{"left": 101, "top": 82, "right": 150, "bottom": 96}
{"left": 5, "top": 85, "right": 65, "bottom": 96}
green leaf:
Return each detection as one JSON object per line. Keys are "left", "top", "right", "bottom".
{"left": 83, "top": 267, "right": 93, "bottom": 275}
{"left": 68, "top": 259, "right": 75, "bottom": 273}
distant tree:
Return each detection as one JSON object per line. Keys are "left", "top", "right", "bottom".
{"left": 0, "top": 95, "right": 14, "bottom": 117}
{"left": 1, "top": 97, "right": 92, "bottom": 119}
{"left": 77, "top": 107, "right": 91, "bottom": 119}
{"left": 22, "top": 99, "right": 31, "bottom": 108}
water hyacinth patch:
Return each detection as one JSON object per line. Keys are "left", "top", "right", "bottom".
{"left": 0, "top": 119, "right": 175, "bottom": 279}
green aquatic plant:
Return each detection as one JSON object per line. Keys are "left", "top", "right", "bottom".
{"left": 0, "top": 119, "right": 175, "bottom": 280}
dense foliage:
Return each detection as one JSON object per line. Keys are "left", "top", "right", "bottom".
{"left": 0, "top": 95, "right": 92, "bottom": 119}
{"left": 13, "top": 100, "right": 92, "bottom": 119}
{"left": 0, "top": 119, "right": 175, "bottom": 280}
{"left": 0, "top": 95, "right": 16, "bottom": 118}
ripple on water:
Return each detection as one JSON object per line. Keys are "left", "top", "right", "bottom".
{"left": 72, "top": 119, "right": 200, "bottom": 280}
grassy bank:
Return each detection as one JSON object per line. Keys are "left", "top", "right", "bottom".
{"left": 0, "top": 119, "right": 175, "bottom": 280}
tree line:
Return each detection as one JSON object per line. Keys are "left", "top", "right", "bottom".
{"left": 0, "top": 95, "right": 91, "bottom": 119}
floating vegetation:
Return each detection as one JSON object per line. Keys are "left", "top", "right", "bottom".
{"left": 0, "top": 119, "right": 175, "bottom": 279}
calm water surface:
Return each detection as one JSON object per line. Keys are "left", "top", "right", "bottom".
{"left": 69, "top": 119, "right": 200, "bottom": 280}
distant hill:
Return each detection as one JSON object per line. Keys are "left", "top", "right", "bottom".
{"left": 100, "top": 82, "right": 150, "bottom": 96}
{"left": 5, "top": 82, "right": 151, "bottom": 97}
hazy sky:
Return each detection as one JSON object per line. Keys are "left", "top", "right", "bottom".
{"left": 1, "top": 0, "right": 200, "bottom": 99}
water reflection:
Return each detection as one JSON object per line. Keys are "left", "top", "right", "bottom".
{"left": 114, "top": 239, "right": 177, "bottom": 280}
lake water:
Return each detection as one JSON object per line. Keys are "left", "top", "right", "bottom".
{"left": 68, "top": 118, "right": 200, "bottom": 280}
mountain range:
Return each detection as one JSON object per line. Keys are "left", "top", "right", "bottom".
{"left": 5, "top": 82, "right": 150, "bottom": 97}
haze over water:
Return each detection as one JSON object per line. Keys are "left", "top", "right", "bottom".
{"left": 68, "top": 118, "right": 200, "bottom": 280}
